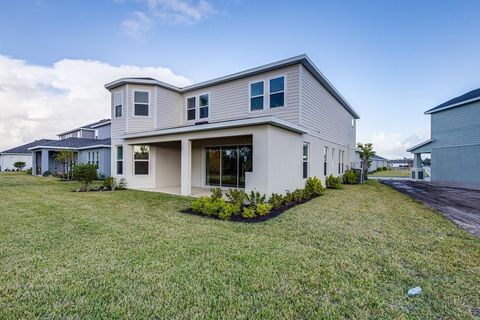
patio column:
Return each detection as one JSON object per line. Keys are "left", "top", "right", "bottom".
{"left": 412, "top": 153, "right": 424, "bottom": 180}
{"left": 180, "top": 138, "right": 192, "bottom": 196}
{"left": 41, "top": 149, "right": 49, "bottom": 175}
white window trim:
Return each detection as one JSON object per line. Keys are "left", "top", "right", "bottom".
{"left": 248, "top": 74, "right": 287, "bottom": 113}
{"left": 249, "top": 80, "right": 265, "bottom": 112}
{"left": 185, "top": 92, "right": 210, "bottom": 122}
{"left": 113, "top": 91, "right": 123, "bottom": 118}
{"left": 133, "top": 145, "right": 150, "bottom": 175}
{"left": 133, "top": 90, "right": 150, "bottom": 117}
{"left": 116, "top": 145, "right": 124, "bottom": 175}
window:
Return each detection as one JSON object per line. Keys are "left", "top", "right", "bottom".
{"left": 134, "top": 91, "right": 149, "bottom": 116}
{"left": 199, "top": 94, "right": 209, "bottom": 119}
{"left": 96, "top": 151, "right": 99, "bottom": 166}
{"left": 250, "top": 81, "right": 264, "bottom": 111}
{"left": 303, "top": 143, "right": 309, "bottom": 179}
{"left": 338, "top": 150, "right": 342, "bottom": 174}
{"left": 134, "top": 145, "right": 149, "bottom": 175}
{"left": 88, "top": 152, "right": 91, "bottom": 164}
{"left": 351, "top": 118, "right": 355, "bottom": 127}
{"left": 269, "top": 76, "right": 285, "bottom": 108}
{"left": 324, "top": 146, "right": 328, "bottom": 176}
{"left": 332, "top": 148, "right": 335, "bottom": 172}
{"left": 114, "top": 92, "right": 123, "bottom": 118}
{"left": 116, "top": 146, "right": 123, "bottom": 175}
{"left": 341, "top": 151, "right": 345, "bottom": 173}
{"left": 186, "top": 97, "right": 196, "bottom": 121}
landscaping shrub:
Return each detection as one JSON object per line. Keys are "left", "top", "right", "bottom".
{"left": 242, "top": 207, "right": 256, "bottom": 219}
{"left": 382, "top": 166, "right": 388, "bottom": 171}
{"left": 219, "top": 203, "right": 241, "bottom": 220}
{"left": 210, "top": 188, "right": 223, "bottom": 200}
{"left": 269, "top": 193, "right": 284, "bottom": 209}
{"left": 192, "top": 196, "right": 210, "bottom": 213}
{"left": 204, "top": 198, "right": 226, "bottom": 216}
{"left": 256, "top": 203, "right": 273, "bottom": 216}
{"left": 72, "top": 164, "right": 98, "bottom": 191}
{"left": 326, "top": 175, "right": 342, "bottom": 189}
{"left": 103, "top": 177, "right": 116, "bottom": 190}
{"left": 225, "top": 189, "right": 247, "bottom": 206}
{"left": 42, "top": 170, "right": 52, "bottom": 177}
{"left": 247, "top": 190, "right": 266, "bottom": 207}
{"left": 25, "top": 168, "right": 32, "bottom": 175}
{"left": 305, "top": 176, "right": 325, "bottom": 197}
{"left": 292, "top": 188, "right": 307, "bottom": 202}
{"left": 284, "top": 191, "right": 294, "bottom": 205}
{"left": 342, "top": 169, "right": 357, "bottom": 184}
{"left": 117, "top": 178, "right": 127, "bottom": 190}
{"left": 13, "top": 161, "right": 26, "bottom": 171}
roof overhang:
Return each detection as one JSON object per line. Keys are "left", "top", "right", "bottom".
{"left": 407, "top": 139, "right": 434, "bottom": 153}
{"left": 0, "top": 152, "right": 32, "bottom": 155}
{"left": 121, "top": 116, "right": 308, "bottom": 139}
{"left": 57, "top": 127, "right": 95, "bottom": 136}
{"left": 425, "top": 96, "right": 480, "bottom": 114}
{"left": 28, "top": 144, "right": 110, "bottom": 151}
{"left": 105, "top": 54, "right": 360, "bottom": 119}
{"left": 90, "top": 121, "right": 111, "bottom": 128}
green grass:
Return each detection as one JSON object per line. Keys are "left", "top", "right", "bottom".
{"left": 0, "top": 173, "right": 479, "bottom": 319}
{"left": 370, "top": 169, "right": 411, "bottom": 177}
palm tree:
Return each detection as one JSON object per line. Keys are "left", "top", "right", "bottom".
{"left": 357, "top": 143, "right": 376, "bottom": 180}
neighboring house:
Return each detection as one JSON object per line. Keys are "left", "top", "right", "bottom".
{"left": 0, "top": 139, "right": 53, "bottom": 171}
{"left": 105, "top": 54, "right": 360, "bottom": 196}
{"left": 29, "top": 119, "right": 112, "bottom": 176}
{"left": 388, "top": 158, "right": 413, "bottom": 169}
{"left": 408, "top": 88, "right": 480, "bottom": 186}
{"left": 368, "top": 155, "right": 389, "bottom": 172}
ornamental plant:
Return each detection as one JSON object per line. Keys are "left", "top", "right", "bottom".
{"left": 326, "top": 175, "right": 342, "bottom": 189}
{"left": 72, "top": 164, "right": 98, "bottom": 191}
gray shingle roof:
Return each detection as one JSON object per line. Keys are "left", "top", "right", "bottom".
{"left": 28, "top": 138, "right": 111, "bottom": 150}
{"left": 57, "top": 119, "right": 111, "bottom": 136}
{"left": 1, "top": 139, "right": 55, "bottom": 154}
{"left": 425, "top": 88, "right": 480, "bottom": 114}
{"left": 372, "top": 155, "right": 388, "bottom": 161}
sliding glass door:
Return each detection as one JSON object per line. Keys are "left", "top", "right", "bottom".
{"left": 205, "top": 145, "right": 252, "bottom": 188}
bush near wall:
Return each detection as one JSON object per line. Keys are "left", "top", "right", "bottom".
{"left": 326, "top": 175, "right": 342, "bottom": 189}
{"left": 186, "top": 176, "right": 326, "bottom": 223}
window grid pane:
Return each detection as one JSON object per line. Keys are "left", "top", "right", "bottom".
{"left": 270, "top": 77, "right": 284, "bottom": 93}
{"left": 270, "top": 92, "right": 284, "bottom": 108}
{"left": 134, "top": 91, "right": 148, "bottom": 104}
{"left": 250, "top": 97, "right": 264, "bottom": 110}
{"left": 134, "top": 104, "right": 149, "bottom": 116}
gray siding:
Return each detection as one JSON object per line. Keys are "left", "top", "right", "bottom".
{"left": 111, "top": 87, "right": 127, "bottom": 138}
{"left": 126, "top": 85, "right": 155, "bottom": 133}
{"left": 432, "top": 145, "right": 480, "bottom": 187}
{"left": 81, "top": 130, "right": 95, "bottom": 139}
{"left": 180, "top": 65, "right": 300, "bottom": 126}
{"left": 156, "top": 86, "right": 183, "bottom": 129}
{"left": 77, "top": 148, "right": 111, "bottom": 177}
{"left": 299, "top": 65, "right": 356, "bottom": 148}
{"left": 96, "top": 124, "right": 111, "bottom": 139}
{"left": 431, "top": 101, "right": 480, "bottom": 148}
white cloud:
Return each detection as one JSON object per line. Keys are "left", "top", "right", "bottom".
{"left": 0, "top": 54, "right": 191, "bottom": 151}
{"left": 120, "top": 0, "right": 218, "bottom": 40}
{"left": 364, "top": 132, "right": 427, "bottom": 159}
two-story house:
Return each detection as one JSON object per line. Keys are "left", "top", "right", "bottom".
{"left": 29, "top": 119, "right": 112, "bottom": 176}
{"left": 105, "top": 55, "right": 360, "bottom": 196}
{"left": 408, "top": 88, "right": 480, "bottom": 186}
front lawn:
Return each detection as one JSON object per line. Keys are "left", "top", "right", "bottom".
{"left": 370, "top": 169, "right": 411, "bottom": 177}
{"left": 0, "top": 173, "right": 479, "bottom": 319}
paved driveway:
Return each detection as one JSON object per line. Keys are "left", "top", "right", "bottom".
{"left": 380, "top": 180, "right": 480, "bottom": 237}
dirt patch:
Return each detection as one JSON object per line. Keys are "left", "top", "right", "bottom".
{"left": 380, "top": 180, "right": 480, "bottom": 237}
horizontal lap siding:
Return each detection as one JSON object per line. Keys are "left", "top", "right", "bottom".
{"left": 156, "top": 87, "right": 182, "bottom": 129}
{"left": 300, "top": 65, "right": 356, "bottom": 148}
{"left": 127, "top": 85, "right": 155, "bottom": 133}
{"left": 111, "top": 87, "right": 127, "bottom": 138}
{"left": 180, "top": 65, "right": 300, "bottom": 125}
{"left": 431, "top": 101, "right": 480, "bottom": 147}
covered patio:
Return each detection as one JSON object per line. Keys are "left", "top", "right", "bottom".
{"left": 407, "top": 139, "right": 433, "bottom": 181}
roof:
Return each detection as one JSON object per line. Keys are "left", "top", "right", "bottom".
{"left": 105, "top": 54, "right": 360, "bottom": 119}
{"left": 372, "top": 155, "right": 388, "bottom": 161}
{"left": 57, "top": 119, "right": 111, "bottom": 136}
{"left": 28, "top": 138, "right": 111, "bottom": 151}
{"left": 388, "top": 159, "right": 413, "bottom": 164}
{"left": 406, "top": 139, "right": 434, "bottom": 153}
{"left": 1, "top": 139, "right": 55, "bottom": 154}
{"left": 425, "top": 88, "right": 480, "bottom": 114}
{"left": 121, "top": 116, "right": 308, "bottom": 139}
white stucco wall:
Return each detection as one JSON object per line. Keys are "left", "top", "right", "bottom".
{"left": 0, "top": 154, "right": 32, "bottom": 171}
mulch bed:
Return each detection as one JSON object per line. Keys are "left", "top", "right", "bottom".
{"left": 180, "top": 196, "right": 319, "bottom": 223}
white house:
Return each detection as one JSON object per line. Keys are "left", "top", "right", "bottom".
{"left": 368, "top": 155, "right": 389, "bottom": 172}
{"left": 105, "top": 55, "right": 360, "bottom": 196}
{"left": 0, "top": 139, "right": 53, "bottom": 171}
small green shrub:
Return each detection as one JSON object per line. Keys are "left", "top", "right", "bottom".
{"left": 256, "top": 203, "right": 273, "bottom": 216}
{"left": 192, "top": 196, "right": 210, "bottom": 213}
{"left": 225, "top": 189, "right": 247, "bottom": 206}
{"left": 269, "top": 193, "right": 284, "bottom": 209}
{"left": 292, "top": 188, "right": 307, "bottom": 202}
{"left": 13, "top": 161, "right": 26, "bottom": 170}
{"left": 382, "top": 166, "right": 388, "bottom": 171}
{"left": 72, "top": 164, "right": 98, "bottom": 191}
{"left": 242, "top": 207, "right": 256, "bottom": 219}
{"left": 284, "top": 191, "right": 294, "bottom": 205}
{"left": 25, "top": 168, "right": 32, "bottom": 175}
{"left": 219, "top": 203, "right": 241, "bottom": 220}
{"left": 204, "top": 198, "right": 226, "bottom": 216}
{"left": 326, "top": 175, "right": 342, "bottom": 189}
{"left": 247, "top": 190, "right": 266, "bottom": 207}
{"left": 210, "top": 188, "right": 223, "bottom": 200}
{"left": 117, "top": 178, "right": 127, "bottom": 189}
{"left": 342, "top": 169, "right": 357, "bottom": 184}
{"left": 305, "top": 176, "right": 325, "bottom": 197}
{"left": 103, "top": 177, "right": 116, "bottom": 190}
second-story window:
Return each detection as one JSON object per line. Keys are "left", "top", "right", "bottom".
{"left": 114, "top": 92, "right": 123, "bottom": 118}
{"left": 270, "top": 76, "right": 285, "bottom": 108}
{"left": 250, "top": 81, "right": 264, "bottom": 111}
{"left": 187, "top": 97, "right": 196, "bottom": 121}
{"left": 134, "top": 91, "right": 149, "bottom": 116}
{"left": 199, "top": 94, "right": 209, "bottom": 119}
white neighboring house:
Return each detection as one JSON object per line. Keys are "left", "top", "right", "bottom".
{"left": 368, "top": 155, "right": 389, "bottom": 172}
{"left": 105, "top": 54, "right": 360, "bottom": 196}
{"left": 0, "top": 139, "right": 53, "bottom": 171}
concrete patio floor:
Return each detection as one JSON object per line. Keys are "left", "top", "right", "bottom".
{"left": 134, "top": 186, "right": 212, "bottom": 197}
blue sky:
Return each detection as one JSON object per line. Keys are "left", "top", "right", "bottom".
{"left": 1, "top": 0, "right": 479, "bottom": 157}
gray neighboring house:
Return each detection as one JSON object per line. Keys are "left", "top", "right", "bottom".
{"left": 368, "top": 155, "right": 389, "bottom": 172}
{"left": 408, "top": 88, "right": 480, "bottom": 186}
{"left": 29, "top": 119, "right": 112, "bottom": 177}
{"left": 0, "top": 139, "right": 54, "bottom": 171}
